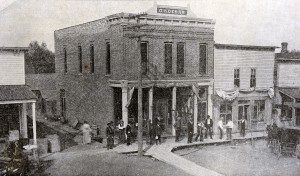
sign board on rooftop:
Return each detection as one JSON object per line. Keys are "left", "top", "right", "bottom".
{"left": 157, "top": 7, "right": 187, "bottom": 15}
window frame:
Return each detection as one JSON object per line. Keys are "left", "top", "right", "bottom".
{"left": 234, "top": 68, "right": 240, "bottom": 87}
{"left": 89, "top": 43, "right": 95, "bottom": 74}
{"left": 253, "top": 100, "right": 265, "bottom": 122}
{"left": 220, "top": 102, "right": 232, "bottom": 124}
{"left": 63, "top": 47, "right": 67, "bottom": 73}
{"left": 199, "top": 43, "right": 207, "bottom": 75}
{"left": 250, "top": 68, "right": 256, "bottom": 88}
{"left": 106, "top": 42, "right": 111, "bottom": 75}
{"left": 141, "top": 41, "right": 149, "bottom": 76}
{"left": 176, "top": 42, "right": 185, "bottom": 74}
{"left": 78, "top": 45, "right": 82, "bottom": 73}
{"left": 164, "top": 42, "right": 173, "bottom": 74}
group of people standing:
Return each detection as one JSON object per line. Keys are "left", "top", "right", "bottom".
{"left": 81, "top": 113, "right": 247, "bottom": 150}
{"left": 106, "top": 120, "right": 134, "bottom": 149}
{"left": 217, "top": 117, "right": 246, "bottom": 140}
{"left": 175, "top": 114, "right": 214, "bottom": 143}
{"left": 217, "top": 117, "right": 234, "bottom": 140}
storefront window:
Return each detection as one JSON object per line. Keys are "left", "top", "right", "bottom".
{"left": 254, "top": 100, "right": 265, "bottom": 122}
{"left": 220, "top": 102, "right": 232, "bottom": 124}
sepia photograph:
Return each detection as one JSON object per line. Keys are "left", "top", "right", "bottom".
{"left": 0, "top": 0, "right": 299, "bottom": 175}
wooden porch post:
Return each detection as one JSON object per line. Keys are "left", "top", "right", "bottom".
{"left": 193, "top": 93, "right": 198, "bottom": 134}
{"left": 121, "top": 82, "right": 128, "bottom": 127}
{"left": 32, "top": 102, "right": 37, "bottom": 145}
{"left": 149, "top": 87, "right": 153, "bottom": 122}
{"left": 20, "top": 103, "right": 28, "bottom": 138}
{"left": 172, "top": 86, "right": 177, "bottom": 136}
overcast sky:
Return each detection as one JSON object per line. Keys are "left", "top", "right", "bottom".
{"left": 0, "top": 0, "right": 299, "bottom": 51}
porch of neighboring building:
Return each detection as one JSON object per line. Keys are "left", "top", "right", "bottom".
{"left": 213, "top": 89, "right": 273, "bottom": 133}
{"left": 278, "top": 88, "right": 300, "bottom": 127}
{"left": 0, "top": 85, "right": 37, "bottom": 145}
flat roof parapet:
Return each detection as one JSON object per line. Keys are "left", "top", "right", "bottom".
{"left": 215, "top": 43, "right": 278, "bottom": 51}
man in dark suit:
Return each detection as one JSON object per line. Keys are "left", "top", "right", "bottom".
{"left": 125, "top": 122, "right": 132, "bottom": 146}
{"left": 174, "top": 113, "right": 182, "bottom": 142}
{"left": 106, "top": 121, "right": 114, "bottom": 149}
{"left": 205, "top": 115, "right": 213, "bottom": 139}
{"left": 187, "top": 117, "right": 194, "bottom": 143}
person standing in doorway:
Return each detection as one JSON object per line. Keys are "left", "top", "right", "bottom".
{"left": 81, "top": 121, "right": 92, "bottom": 145}
{"left": 226, "top": 118, "right": 233, "bottom": 140}
{"left": 174, "top": 113, "right": 182, "bottom": 142}
{"left": 205, "top": 115, "right": 213, "bottom": 139}
{"left": 106, "top": 121, "right": 114, "bottom": 149}
{"left": 240, "top": 118, "right": 246, "bottom": 137}
{"left": 187, "top": 117, "right": 193, "bottom": 143}
{"left": 218, "top": 117, "right": 224, "bottom": 139}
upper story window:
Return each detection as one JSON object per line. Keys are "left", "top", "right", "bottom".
{"left": 164, "top": 42, "right": 172, "bottom": 74}
{"left": 141, "top": 42, "right": 148, "bottom": 75}
{"left": 106, "top": 42, "right": 111, "bottom": 75}
{"left": 78, "top": 45, "right": 82, "bottom": 73}
{"left": 63, "top": 48, "right": 67, "bottom": 73}
{"left": 234, "top": 68, "right": 240, "bottom": 87}
{"left": 250, "top": 68, "right": 256, "bottom": 88}
{"left": 177, "top": 42, "right": 185, "bottom": 74}
{"left": 199, "top": 43, "right": 207, "bottom": 74}
{"left": 90, "top": 44, "right": 95, "bottom": 73}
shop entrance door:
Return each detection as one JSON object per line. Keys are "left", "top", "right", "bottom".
{"left": 154, "top": 99, "right": 172, "bottom": 134}
{"left": 238, "top": 104, "right": 249, "bottom": 130}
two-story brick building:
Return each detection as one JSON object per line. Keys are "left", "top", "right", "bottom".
{"left": 0, "top": 47, "right": 37, "bottom": 145}
{"left": 213, "top": 44, "right": 276, "bottom": 133}
{"left": 274, "top": 42, "right": 300, "bottom": 127}
{"left": 54, "top": 4, "right": 215, "bottom": 135}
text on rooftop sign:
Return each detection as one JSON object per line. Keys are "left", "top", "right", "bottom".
{"left": 157, "top": 8, "right": 187, "bottom": 15}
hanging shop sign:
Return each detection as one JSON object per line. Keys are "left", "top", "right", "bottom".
{"left": 157, "top": 8, "right": 187, "bottom": 15}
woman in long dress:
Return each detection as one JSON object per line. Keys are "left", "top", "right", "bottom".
{"left": 117, "top": 120, "right": 125, "bottom": 144}
{"left": 81, "top": 121, "right": 92, "bottom": 144}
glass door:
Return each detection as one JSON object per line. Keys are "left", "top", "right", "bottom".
{"left": 238, "top": 105, "right": 249, "bottom": 130}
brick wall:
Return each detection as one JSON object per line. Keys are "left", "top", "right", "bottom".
{"left": 54, "top": 16, "right": 215, "bottom": 135}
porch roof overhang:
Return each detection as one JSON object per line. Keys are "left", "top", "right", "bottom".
{"left": 279, "top": 88, "right": 300, "bottom": 100}
{"left": 109, "top": 79, "right": 213, "bottom": 88}
{"left": 0, "top": 85, "right": 37, "bottom": 104}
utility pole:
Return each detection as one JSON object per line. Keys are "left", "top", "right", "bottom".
{"left": 124, "top": 13, "right": 147, "bottom": 157}
{"left": 137, "top": 16, "right": 143, "bottom": 157}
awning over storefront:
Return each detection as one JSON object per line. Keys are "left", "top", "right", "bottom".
{"left": 279, "top": 88, "right": 300, "bottom": 99}
{"left": 0, "top": 85, "right": 37, "bottom": 104}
